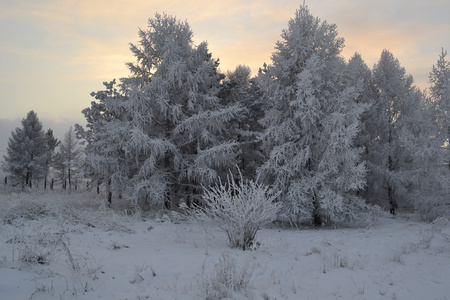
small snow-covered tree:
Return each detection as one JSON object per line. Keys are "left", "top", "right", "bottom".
{"left": 44, "top": 129, "right": 59, "bottom": 189}
{"left": 195, "top": 169, "right": 281, "bottom": 250}
{"left": 54, "top": 126, "right": 83, "bottom": 191}
{"left": 3, "top": 111, "right": 48, "bottom": 189}
{"left": 257, "top": 5, "right": 370, "bottom": 226}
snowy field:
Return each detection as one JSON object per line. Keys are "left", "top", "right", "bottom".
{"left": 1, "top": 190, "right": 450, "bottom": 300}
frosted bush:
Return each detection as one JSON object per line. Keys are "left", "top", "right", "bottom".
{"left": 200, "top": 251, "right": 254, "bottom": 300}
{"left": 18, "top": 232, "right": 59, "bottom": 265}
{"left": 414, "top": 195, "right": 450, "bottom": 222}
{"left": 195, "top": 172, "right": 281, "bottom": 250}
{"left": 8, "top": 228, "right": 64, "bottom": 266}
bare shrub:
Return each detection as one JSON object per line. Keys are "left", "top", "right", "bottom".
{"left": 7, "top": 227, "right": 66, "bottom": 266}
{"left": 195, "top": 171, "right": 281, "bottom": 250}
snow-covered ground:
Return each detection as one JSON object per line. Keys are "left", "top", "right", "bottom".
{"left": 1, "top": 190, "right": 449, "bottom": 300}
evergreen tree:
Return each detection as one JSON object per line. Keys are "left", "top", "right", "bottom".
{"left": 78, "top": 13, "right": 243, "bottom": 207}
{"left": 429, "top": 48, "right": 450, "bottom": 169}
{"left": 409, "top": 49, "right": 450, "bottom": 220}
{"left": 367, "top": 50, "right": 428, "bottom": 214}
{"left": 345, "top": 53, "right": 375, "bottom": 201}
{"left": 44, "top": 129, "right": 59, "bottom": 189}
{"left": 220, "top": 65, "right": 266, "bottom": 180}
{"left": 257, "top": 6, "right": 369, "bottom": 225}
{"left": 3, "top": 111, "right": 48, "bottom": 188}
{"left": 55, "top": 126, "right": 83, "bottom": 191}
{"left": 76, "top": 79, "right": 127, "bottom": 202}
{"left": 124, "top": 13, "right": 242, "bottom": 208}
{"left": 346, "top": 53, "right": 374, "bottom": 149}
{"left": 408, "top": 91, "right": 450, "bottom": 220}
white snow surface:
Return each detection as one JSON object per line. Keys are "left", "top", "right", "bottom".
{"left": 1, "top": 190, "right": 449, "bottom": 300}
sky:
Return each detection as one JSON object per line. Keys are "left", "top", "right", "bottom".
{"left": 1, "top": 0, "right": 450, "bottom": 157}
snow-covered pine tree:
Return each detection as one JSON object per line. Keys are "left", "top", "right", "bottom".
{"left": 429, "top": 49, "right": 450, "bottom": 169}
{"left": 54, "top": 126, "right": 83, "bottom": 191}
{"left": 409, "top": 49, "right": 450, "bottom": 220}
{"left": 367, "top": 50, "right": 430, "bottom": 214}
{"left": 120, "top": 13, "right": 243, "bottom": 208}
{"left": 44, "top": 129, "right": 59, "bottom": 189}
{"left": 346, "top": 53, "right": 374, "bottom": 150}
{"left": 220, "top": 65, "right": 266, "bottom": 180}
{"left": 345, "top": 53, "right": 376, "bottom": 201}
{"left": 3, "top": 111, "right": 48, "bottom": 189}
{"left": 257, "top": 5, "right": 369, "bottom": 226}
{"left": 78, "top": 13, "right": 243, "bottom": 207}
{"left": 407, "top": 90, "right": 450, "bottom": 221}
{"left": 76, "top": 79, "right": 128, "bottom": 202}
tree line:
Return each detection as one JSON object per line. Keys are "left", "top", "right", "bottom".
{"left": 3, "top": 5, "right": 449, "bottom": 224}
{"left": 2, "top": 115, "right": 83, "bottom": 192}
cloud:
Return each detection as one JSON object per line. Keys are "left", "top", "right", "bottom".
{"left": 1, "top": 0, "right": 449, "bottom": 121}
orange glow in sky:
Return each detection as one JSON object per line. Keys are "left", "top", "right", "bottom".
{"left": 1, "top": 0, "right": 450, "bottom": 151}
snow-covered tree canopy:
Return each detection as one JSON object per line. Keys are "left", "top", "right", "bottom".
{"left": 54, "top": 126, "right": 83, "bottom": 191}
{"left": 71, "top": 6, "right": 449, "bottom": 223}
{"left": 3, "top": 111, "right": 50, "bottom": 188}
{"left": 77, "top": 13, "right": 243, "bottom": 207}
{"left": 257, "top": 5, "right": 371, "bottom": 225}
{"left": 429, "top": 49, "right": 450, "bottom": 158}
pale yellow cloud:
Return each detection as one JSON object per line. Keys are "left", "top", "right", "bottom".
{"left": 2, "top": 0, "right": 449, "bottom": 110}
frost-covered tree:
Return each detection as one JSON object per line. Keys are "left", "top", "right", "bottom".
{"left": 367, "top": 50, "right": 431, "bottom": 214}
{"left": 3, "top": 111, "right": 48, "bottom": 188}
{"left": 226, "top": 65, "right": 252, "bottom": 87}
{"left": 44, "top": 129, "right": 59, "bottom": 189}
{"left": 409, "top": 49, "right": 450, "bottom": 220}
{"left": 429, "top": 48, "right": 450, "bottom": 169}
{"left": 76, "top": 79, "right": 128, "bottom": 202}
{"left": 122, "top": 13, "right": 243, "bottom": 208}
{"left": 257, "top": 5, "right": 369, "bottom": 225}
{"left": 346, "top": 53, "right": 374, "bottom": 149}
{"left": 54, "top": 126, "right": 83, "bottom": 191}
{"left": 408, "top": 93, "right": 450, "bottom": 221}
{"left": 78, "top": 13, "right": 243, "bottom": 207}
{"left": 220, "top": 65, "right": 266, "bottom": 180}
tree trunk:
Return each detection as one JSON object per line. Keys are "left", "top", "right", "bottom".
{"left": 387, "top": 124, "right": 397, "bottom": 215}
{"left": 107, "top": 177, "right": 112, "bottom": 205}
{"left": 25, "top": 171, "right": 30, "bottom": 188}
{"left": 307, "top": 157, "right": 322, "bottom": 226}
{"left": 164, "top": 154, "right": 173, "bottom": 209}
{"left": 68, "top": 166, "right": 72, "bottom": 191}
{"left": 388, "top": 155, "right": 397, "bottom": 215}
{"left": 312, "top": 191, "right": 322, "bottom": 226}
